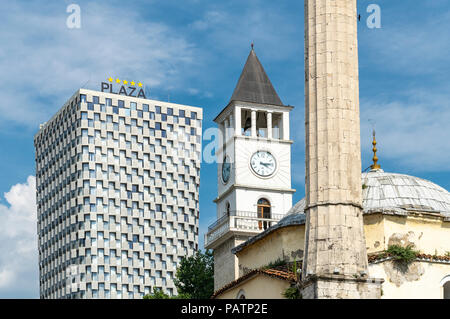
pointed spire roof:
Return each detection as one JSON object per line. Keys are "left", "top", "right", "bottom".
{"left": 229, "top": 47, "right": 284, "bottom": 106}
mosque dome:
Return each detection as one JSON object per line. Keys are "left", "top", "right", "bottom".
{"left": 361, "top": 169, "right": 450, "bottom": 216}
{"left": 233, "top": 169, "right": 450, "bottom": 254}
{"left": 234, "top": 132, "right": 450, "bottom": 255}
{"left": 286, "top": 169, "right": 450, "bottom": 219}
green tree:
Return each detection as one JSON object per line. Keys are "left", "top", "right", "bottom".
{"left": 143, "top": 287, "right": 190, "bottom": 299}
{"left": 143, "top": 287, "right": 170, "bottom": 299}
{"left": 174, "top": 250, "right": 214, "bottom": 299}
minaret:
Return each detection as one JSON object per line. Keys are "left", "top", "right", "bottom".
{"left": 371, "top": 130, "right": 381, "bottom": 170}
{"left": 301, "top": 0, "right": 383, "bottom": 298}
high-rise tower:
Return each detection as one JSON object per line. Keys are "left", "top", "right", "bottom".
{"left": 301, "top": 0, "right": 383, "bottom": 298}
{"left": 34, "top": 87, "right": 202, "bottom": 298}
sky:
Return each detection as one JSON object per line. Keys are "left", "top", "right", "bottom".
{"left": 0, "top": 0, "right": 449, "bottom": 298}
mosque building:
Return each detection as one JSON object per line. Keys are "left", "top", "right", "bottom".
{"left": 211, "top": 135, "right": 450, "bottom": 299}
{"left": 207, "top": 0, "right": 450, "bottom": 299}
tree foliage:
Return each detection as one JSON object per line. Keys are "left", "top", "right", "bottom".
{"left": 386, "top": 245, "right": 418, "bottom": 264}
{"left": 174, "top": 250, "right": 214, "bottom": 299}
{"left": 143, "top": 287, "right": 171, "bottom": 299}
{"left": 262, "top": 258, "right": 287, "bottom": 270}
{"left": 283, "top": 286, "right": 301, "bottom": 299}
{"left": 143, "top": 250, "right": 214, "bottom": 299}
{"left": 143, "top": 287, "right": 190, "bottom": 299}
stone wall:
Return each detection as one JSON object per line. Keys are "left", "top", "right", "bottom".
{"left": 216, "top": 275, "right": 291, "bottom": 299}
{"left": 236, "top": 226, "right": 305, "bottom": 277}
{"left": 213, "top": 236, "right": 247, "bottom": 291}
{"left": 300, "top": 275, "right": 383, "bottom": 299}
{"left": 370, "top": 261, "right": 450, "bottom": 299}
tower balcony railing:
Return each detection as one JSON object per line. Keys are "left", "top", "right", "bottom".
{"left": 205, "top": 210, "right": 284, "bottom": 248}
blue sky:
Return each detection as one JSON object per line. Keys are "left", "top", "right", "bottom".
{"left": 0, "top": 0, "right": 449, "bottom": 298}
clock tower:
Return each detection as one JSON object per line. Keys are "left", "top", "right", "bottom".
{"left": 205, "top": 47, "right": 295, "bottom": 290}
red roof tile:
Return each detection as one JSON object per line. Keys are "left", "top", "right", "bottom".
{"left": 211, "top": 263, "right": 299, "bottom": 299}
{"left": 212, "top": 254, "right": 450, "bottom": 298}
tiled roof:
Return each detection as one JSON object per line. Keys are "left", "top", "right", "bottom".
{"left": 231, "top": 214, "right": 305, "bottom": 254}
{"left": 212, "top": 254, "right": 450, "bottom": 298}
{"left": 211, "top": 263, "right": 298, "bottom": 299}
{"left": 286, "top": 198, "right": 306, "bottom": 215}
{"left": 263, "top": 262, "right": 300, "bottom": 281}
{"left": 368, "top": 252, "right": 450, "bottom": 264}
{"left": 229, "top": 48, "right": 284, "bottom": 106}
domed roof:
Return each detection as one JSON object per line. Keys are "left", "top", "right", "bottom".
{"left": 362, "top": 169, "right": 450, "bottom": 216}
{"left": 286, "top": 169, "right": 450, "bottom": 218}
{"left": 233, "top": 170, "right": 450, "bottom": 254}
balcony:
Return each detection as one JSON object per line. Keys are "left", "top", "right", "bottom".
{"left": 204, "top": 210, "right": 284, "bottom": 249}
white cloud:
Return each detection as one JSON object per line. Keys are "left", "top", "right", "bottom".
{"left": 360, "top": 8, "right": 450, "bottom": 76}
{"left": 0, "top": 1, "right": 199, "bottom": 127}
{"left": 190, "top": 11, "right": 227, "bottom": 31}
{"left": 357, "top": 6, "right": 450, "bottom": 172}
{"left": 188, "top": 4, "right": 303, "bottom": 61}
{"left": 360, "top": 86, "right": 450, "bottom": 172}
{"left": 187, "top": 87, "right": 213, "bottom": 99}
{"left": 0, "top": 269, "right": 14, "bottom": 289}
{"left": 0, "top": 176, "right": 38, "bottom": 298}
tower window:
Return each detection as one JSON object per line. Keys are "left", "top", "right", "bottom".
{"left": 241, "top": 109, "right": 251, "bottom": 136}
{"left": 257, "top": 198, "right": 271, "bottom": 230}
{"left": 226, "top": 202, "right": 231, "bottom": 217}
{"left": 256, "top": 111, "right": 267, "bottom": 137}
{"left": 236, "top": 289, "right": 246, "bottom": 299}
{"left": 271, "top": 113, "right": 282, "bottom": 140}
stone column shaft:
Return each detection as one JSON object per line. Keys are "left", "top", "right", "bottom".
{"left": 234, "top": 107, "right": 241, "bottom": 136}
{"left": 251, "top": 110, "right": 257, "bottom": 137}
{"left": 267, "top": 112, "right": 273, "bottom": 139}
{"left": 224, "top": 119, "right": 229, "bottom": 142}
{"left": 303, "top": 0, "right": 368, "bottom": 279}
{"left": 229, "top": 114, "right": 235, "bottom": 137}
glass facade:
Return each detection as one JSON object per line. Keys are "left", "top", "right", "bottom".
{"left": 34, "top": 89, "right": 202, "bottom": 299}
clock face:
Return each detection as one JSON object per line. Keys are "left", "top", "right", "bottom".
{"left": 250, "top": 151, "right": 276, "bottom": 177}
{"left": 222, "top": 156, "right": 231, "bottom": 183}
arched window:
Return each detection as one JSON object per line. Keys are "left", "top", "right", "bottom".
{"left": 236, "top": 289, "right": 246, "bottom": 299}
{"left": 257, "top": 198, "right": 271, "bottom": 230}
{"left": 440, "top": 275, "right": 450, "bottom": 299}
{"left": 444, "top": 282, "right": 450, "bottom": 299}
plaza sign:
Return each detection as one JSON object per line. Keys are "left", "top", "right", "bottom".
{"left": 101, "top": 77, "right": 146, "bottom": 99}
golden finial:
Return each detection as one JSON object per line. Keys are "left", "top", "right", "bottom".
{"left": 371, "top": 130, "right": 381, "bottom": 170}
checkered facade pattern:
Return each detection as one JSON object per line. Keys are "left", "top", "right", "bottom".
{"left": 34, "top": 89, "right": 202, "bottom": 298}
